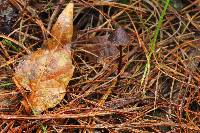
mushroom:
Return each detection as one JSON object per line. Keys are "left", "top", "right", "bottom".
{"left": 108, "top": 27, "right": 130, "bottom": 86}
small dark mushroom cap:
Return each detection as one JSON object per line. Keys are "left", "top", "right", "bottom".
{"left": 108, "top": 27, "right": 130, "bottom": 46}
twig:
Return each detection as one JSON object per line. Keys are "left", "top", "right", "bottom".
{"left": 0, "top": 111, "right": 113, "bottom": 120}
{"left": 47, "top": 0, "right": 65, "bottom": 32}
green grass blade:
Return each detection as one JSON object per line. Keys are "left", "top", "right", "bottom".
{"left": 2, "top": 39, "right": 20, "bottom": 52}
{"left": 0, "top": 82, "right": 13, "bottom": 87}
{"left": 141, "top": 0, "right": 170, "bottom": 86}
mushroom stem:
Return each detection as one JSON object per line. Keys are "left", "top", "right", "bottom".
{"left": 116, "top": 45, "right": 123, "bottom": 88}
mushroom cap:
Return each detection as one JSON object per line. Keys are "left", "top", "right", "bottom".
{"left": 108, "top": 27, "right": 130, "bottom": 46}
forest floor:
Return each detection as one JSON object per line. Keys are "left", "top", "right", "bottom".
{"left": 0, "top": 0, "right": 200, "bottom": 132}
